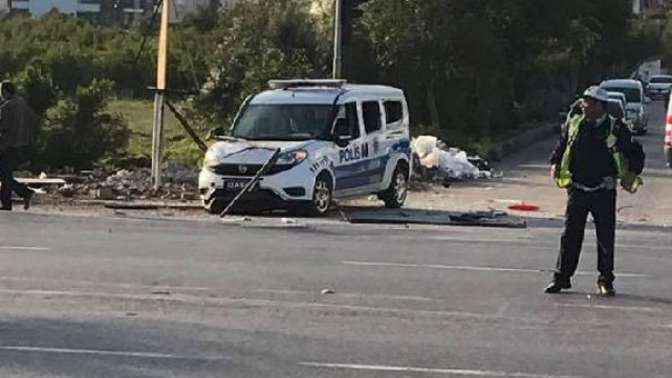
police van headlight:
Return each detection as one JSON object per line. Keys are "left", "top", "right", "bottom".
{"left": 204, "top": 149, "right": 223, "bottom": 168}
{"left": 277, "top": 149, "right": 308, "bottom": 165}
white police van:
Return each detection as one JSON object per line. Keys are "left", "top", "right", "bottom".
{"left": 199, "top": 79, "right": 412, "bottom": 215}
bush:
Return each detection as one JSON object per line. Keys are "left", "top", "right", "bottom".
{"left": 35, "top": 80, "right": 130, "bottom": 169}
{"left": 14, "top": 63, "right": 58, "bottom": 117}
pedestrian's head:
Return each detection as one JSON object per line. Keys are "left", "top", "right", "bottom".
{"left": 0, "top": 81, "right": 17, "bottom": 100}
{"left": 581, "top": 86, "right": 608, "bottom": 120}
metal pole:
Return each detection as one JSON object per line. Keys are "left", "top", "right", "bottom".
{"left": 332, "top": 0, "right": 342, "bottom": 79}
{"left": 151, "top": 0, "right": 171, "bottom": 189}
{"left": 151, "top": 91, "right": 165, "bottom": 188}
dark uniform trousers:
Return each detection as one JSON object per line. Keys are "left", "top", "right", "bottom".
{"left": 555, "top": 187, "right": 616, "bottom": 285}
{"left": 0, "top": 147, "right": 32, "bottom": 210}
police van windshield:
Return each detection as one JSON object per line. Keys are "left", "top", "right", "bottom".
{"left": 232, "top": 104, "right": 333, "bottom": 141}
{"left": 602, "top": 87, "right": 641, "bottom": 103}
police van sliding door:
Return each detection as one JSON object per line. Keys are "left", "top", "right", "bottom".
{"left": 360, "top": 100, "right": 387, "bottom": 189}
{"left": 332, "top": 102, "right": 368, "bottom": 193}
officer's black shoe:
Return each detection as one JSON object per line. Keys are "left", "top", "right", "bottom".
{"left": 597, "top": 282, "right": 615, "bottom": 297}
{"left": 544, "top": 281, "right": 571, "bottom": 294}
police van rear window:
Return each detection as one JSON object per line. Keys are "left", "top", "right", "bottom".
{"left": 384, "top": 101, "right": 403, "bottom": 124}
{"left": 363, "top": 101, "right": 382, "bottom": 133}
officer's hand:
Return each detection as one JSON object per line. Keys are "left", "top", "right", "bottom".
{"left": 550, "top": 164, "right": 559, "bottom": 179}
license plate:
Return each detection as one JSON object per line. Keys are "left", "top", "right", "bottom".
{"left": 222, "top": 179, "right": 251, "bottom": 191}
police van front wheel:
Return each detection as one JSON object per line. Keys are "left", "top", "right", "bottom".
{"left": 380, "top": 165, "right": 408, "bottom": 209}
{"left": 301, "top": 174, "right": 333, "bottom": 216}
{"left": 204, "top": 199, "right": 225, "bottom": 215}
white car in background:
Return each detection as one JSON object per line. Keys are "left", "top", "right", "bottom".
{"left": 646, "top": 75, "right": 672, "bottom": 100}
{"left": 607, "top": 91, "right": 627, "bottom": 110}
{"left": 601, "top": 79, "right": 650, "bottom": 135}
{"left": 607, "top": 99, "right": 626, "bottom": 122}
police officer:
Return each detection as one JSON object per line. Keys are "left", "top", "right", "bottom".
{"left": 545, "top": 86, "right": 642, "bottom": 296}
{"left": 0, "top": 81, "right": 36, "bottom": 211}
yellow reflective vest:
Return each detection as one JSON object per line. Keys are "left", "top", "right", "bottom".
{"left": 555, "top": 115, "right": 642, "bottom": 193}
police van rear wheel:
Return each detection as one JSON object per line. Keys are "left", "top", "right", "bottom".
{"left": 381, "top": 165, "right": 408, "bottom": 209}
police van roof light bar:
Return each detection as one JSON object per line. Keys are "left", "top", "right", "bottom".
{"left": 269, "top": 79, "right": 347, "bottom": 90}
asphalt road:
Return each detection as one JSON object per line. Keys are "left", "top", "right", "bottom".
{"left": 1, "top": 104, "right": 672, "bottom": 377}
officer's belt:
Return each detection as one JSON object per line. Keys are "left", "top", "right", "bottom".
{"left": 572, "top": 177, "right": 616, "bottom": 192}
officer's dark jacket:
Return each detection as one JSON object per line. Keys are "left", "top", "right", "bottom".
{"left": 550, "top": 115, "right": 636, "bottom": 187}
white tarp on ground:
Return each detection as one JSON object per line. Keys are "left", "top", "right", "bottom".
{"left": 412, "top": 136, "right": 489, "bottom": 180}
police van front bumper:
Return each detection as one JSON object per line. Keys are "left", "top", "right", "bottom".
{"left": 198, "top": 162, "right": 316, "bottom": 208}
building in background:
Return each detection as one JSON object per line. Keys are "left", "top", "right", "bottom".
{"left": 100, "top": 0, "right": 155, "bottom": 25}
{"left": 634, "top": 0, "right": 667, "bottom": 14}
{"left": 6, "top": 0, "right": 90, "bottom": 17}
{"left": 2, "top": 0, "right": 226, "bottom": 23}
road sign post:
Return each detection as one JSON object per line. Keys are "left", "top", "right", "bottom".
{"left": 151, "top": 0, "right": 171, "bottom": 189}
{"left": 332, "top": 0, "right": 343, "bottom": 79}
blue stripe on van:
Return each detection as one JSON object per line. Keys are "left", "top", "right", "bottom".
{"left": 334, "top": 156, "right": 389, "bottom": 190}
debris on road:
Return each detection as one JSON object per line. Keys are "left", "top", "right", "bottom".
{"left": 321, "top": 288, "right": 335, "bottom": 295}
{"left": 347, "top": 209, "right": 526, "bottom": 228}
{"left": 507, "top": 202, "right": 541, "bottom": 212}
{"left": 16, "top": 177, "right": 66, "bottom": 186}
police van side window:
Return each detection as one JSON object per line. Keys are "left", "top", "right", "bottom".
{"left": 384, "top": 100, "right": 403, "bottom": 125}
{"left": 335, "top": 103, "right": 360, "bottom": 139}
{"left": 362, "top": 101, "right": 382, "bottom": 134}
{"left": 345, "top": 103, "right": 360, "bottom": 139}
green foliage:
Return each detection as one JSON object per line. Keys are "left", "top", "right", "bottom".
{"left": 0, "top": 2, "right": 662, "bottom": 168}
{"left": 14, "top": 63, "right": 57, "bottom": 117}
{"left": 359, "top": 0, "right": 652, "bottom": 146}
{"left": 36, "top": 80, "right": 130, "bottom": 169}
{"left": 196, "top": 0, "right": 330, "bottom": 123}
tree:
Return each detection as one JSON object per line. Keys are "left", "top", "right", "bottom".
{"left": 196, "top": 0, "right": 329, "bottom": 123}
{"left": 37, "top": 80, "right": 130, "bottom": 169}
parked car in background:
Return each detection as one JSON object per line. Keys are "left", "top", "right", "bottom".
{"left": 646, "top": 75, "right": 672, "bottom": 100}
{"left": 607, "top": 99, "right": 626, "bottom": 121}
{"left": 666, "top": 95, "right": 672, "bottom": 168}
{"left": 600, "top": 79, "right": 650, "bottom": 135}
{"left": 607, "top": 96, "right": 637, "bottom": 132}
{"left": 607, "top": 91, "right": 627, "bottom": 111}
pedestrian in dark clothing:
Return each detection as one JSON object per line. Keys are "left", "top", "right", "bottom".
{"left": 545, "top": 86, "right": 643, "bottom": 297}
{"left": 0, "top": 81, "right": 36, "bottom": 211}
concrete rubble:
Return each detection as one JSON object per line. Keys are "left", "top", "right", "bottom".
{"left": 27, "top": 163, "right": 200, "bottom": 202}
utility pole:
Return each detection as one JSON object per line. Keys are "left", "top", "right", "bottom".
{"left": 332, "top": 0, "right": 342, "bottom": 79}
{"left": 151, "top": 0, "right": 171, "bottom": 189}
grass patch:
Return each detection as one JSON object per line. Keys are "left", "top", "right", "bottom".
{"left": 107, "top": 99, "right": 205, "bottom": 167}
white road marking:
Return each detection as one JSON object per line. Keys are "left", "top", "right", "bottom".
{"left": 0, "top": 276, "right": 212, "bottom": 292}
{"left": 343, "top": 261, "right": 649, "bottom": 278}
{"left": 556, "top": 304, "right": 663, "bottom": 313}
{"left": 0, "top": 346, "right": 228, "bottom": 361}
{"left": 299, "top": 362, "right": 583, "bottom": 378}
{"left": 256, "top": 288, "right": 436, "bottom": 302}
{"left": 0, "top": 246, "right": 50, "bottom": 251}
{"left": 427, "top": 238, "right": 672, "bottom": 253}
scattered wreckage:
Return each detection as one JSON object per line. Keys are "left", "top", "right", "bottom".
{"left": 411, "top": 136, "right": 500, "bottom": 185}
